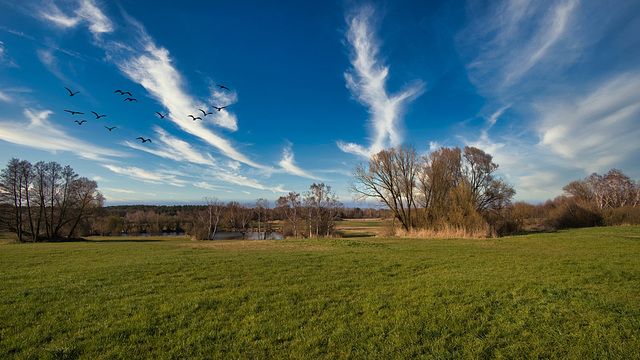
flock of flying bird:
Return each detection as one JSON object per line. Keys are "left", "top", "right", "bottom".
{"left": 62, "top": 84, "right": 233, "bottom": 144}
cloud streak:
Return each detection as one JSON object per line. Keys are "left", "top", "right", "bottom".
{"left": 278, "top": 142, "right": 323, "bottom": 180}
{"left": 537, "top": 72, "right": 640, "bottom": 173}
{"left": 0, "top": 109, "right": 125, "bottom": 162}
{"left": 337, "top": 5, "right": 425, "bottom": 157}
{"left": 457, "top": 0, "right": 581, "bottom": 98}
{"left": 102, "top": 164, "right": 187, "bottom": 187}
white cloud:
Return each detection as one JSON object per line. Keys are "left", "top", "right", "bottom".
{"left": 39, "top": 0, "right": 113, "bottom": 37}
{"left": 458, "top": 0, "right": 582, "bottom": 98}
{"left": 76, "top": 0, "right": 114, "bottom": 36}
{"left": 124, "top": 127, "right": 218, "bottom": 167}
{"left": 102, "top": 164, "right": 187, "bottom": 187}
{"left": 537, "top": 72, "right": 640, "bottom": 173}
{"left": 278, "top": 142, "right": 323, "bottom": 180}
{"left": 0, "top": 90, "right": 11, "bottom": 103}
{"left": 0, "top": 109, "right": 125, "bottom": 162}
{"left": 337, "top": 5, "right": 425, "bottom": 157}
{"left": 111, "top": 20, "right": 264, "bottom": 168}
{"left": 40, "top": 2, "right": 81, "bottom": 28}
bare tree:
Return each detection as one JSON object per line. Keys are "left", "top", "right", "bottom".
{"left": 204, "top": 197, "right": 225, "bottom": 240}
{"left": 304, "top": 183, "right": 343, "bottom": 237}
{"left": 350, "top": 144, "right": 419, "bottom": 231}
{"left": 0, "top": 158, "right": 27, "bottom": 241}
{"left": 255, "top": 198, "right": 269, "bottom": 239}
{"left": 66, "top": 177, "right": 103, "bottom": 238}
{"left": 1, "top": 159, "right": 103, "bottom": 241}
{"left": 564, "top": 169, "right": 639, "bottom": 209}
{"left": 276, "top": 192, "right": 302, "bottom": 238}
{"left": 418, "top": 146, "right": 462, "bottom": 223}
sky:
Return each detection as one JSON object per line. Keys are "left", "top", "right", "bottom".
{"left": 1, "top": 0, "right": 639, "bottom": 206}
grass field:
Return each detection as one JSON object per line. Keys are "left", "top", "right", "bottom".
{"left": 1, "top": 227, "right": 639, "bottom": 359}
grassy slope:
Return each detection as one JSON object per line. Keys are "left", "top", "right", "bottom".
{"left": 0, "top": 227, "right": 639, "bottom": 359}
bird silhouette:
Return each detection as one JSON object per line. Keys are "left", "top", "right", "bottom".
{"left": 199, "top": 108, "right": 212, "bottom": 116}
{"left": 64, "top": 110, "right": 84, "bottom": 115}
{"left": 155, "top": 111, "right": 166, "bottom": 119}
{"left": 74, "top": 120, "right": 86, "bottom": 125}
{"left": 136, "top": 137, "right": 152, "bottom": 143}
{"left": 91, "top": 111, "right": 107, "bottom": 119}
{"left": 65, "top": 87, "right": 80, "bottom": 96}
{"left": 124, "top": 98, "right": 137, "bottom": 102}
{"left": 104, "top": 126, "right": 117, "bottom": 131}
{"left": 216, "top": 84, "right": 230, "bottom": 91}
{"left": 188, "top": 115, "right": 202, "bottom": 121}
{"left": 211, "top": 105, "right": 229, "bottom": 111}
{"left": 114, "top": 90, "right": 132, "bottom": 96}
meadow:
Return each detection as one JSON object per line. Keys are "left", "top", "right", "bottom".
{"left": 1, "top": 227, "right": 639, "bottom": 359}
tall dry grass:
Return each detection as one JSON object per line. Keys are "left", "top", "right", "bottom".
{"left": 391, "top": 223, "right": 495, "bottom": 239}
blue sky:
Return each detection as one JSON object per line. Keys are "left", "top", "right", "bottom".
{"left": 1, "top": 0, "right": 639, "bottom": 206}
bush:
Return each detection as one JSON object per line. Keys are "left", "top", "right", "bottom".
{"left": 552, "top": 202, "right": 603, "bottom": 229}
{"left": 603, "top": 206, "right": 640, "bottom": 226}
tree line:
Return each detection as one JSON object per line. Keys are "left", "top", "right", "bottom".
{"left": 190, "top": 183, "right": 344, "bottom": 240}
{"left": 0, "top": 158, "right": 102, "bottom": 241}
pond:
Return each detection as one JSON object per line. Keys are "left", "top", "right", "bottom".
{"left": 213, "top": 232, "right": 283, "bottom": 240}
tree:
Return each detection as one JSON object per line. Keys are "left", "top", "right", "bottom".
{"left": 204, "top": 197, "right": 225, "bottom": 240}
{"left": 0, "top": 158, "right": 28, "bottom": 241}
{"left": 66, "top": 177, "right": 103, "bottom": 238}
{"left": 350, "top": 144, "right": 419, "bottom": 231}
{"left": 255, "top": 198, "right": 269, "bottom": 239}
{"left": 303, "top": 183, "right": 343, "bottom": 237}
{"left": 276, "top": 192, "right": 302, "bottom": 238}
{"left": 564, "top": 169, "right": 639, "bottom": 209}
{"left": 418, "top": 146, "right": 462, "bottom": 224}
{"left": 0, "top": 159, "right": 102, "bottom": 241}
{"left": 461, "top": 146, "right": 513, "bottom": 213}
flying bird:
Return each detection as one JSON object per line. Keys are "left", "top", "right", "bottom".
{"left": 74, "top": 120, "right": 86, "bottom": 125}
{"left": 188, "top": 115, "right": 202, "bottom": 121}
{"left": 211, "top": 105, "right": 229, "bottom": 111}
{"left": 216, "top": 84, "right": 230, "bottom": 91}
{"left": 91, "top": 111, "right": 107, "bottom": 119}
{"left": 199, "top": 108, "right": 212, "bottom": 116}
{"left": 64, "top": 110, "right": 84, "bottom": 115}
{"left": 104, "top": 126, "right": 117, "bottom": 131}
{"left": 136, "top": 137, "right": 152, "bottom": 143}
{"left": 65, "top": 87, "right": 80, "bottom": 96}
{"left": 124, "top": 98, "right": 137, "bottom": 102}
{"left": 155, "top": 111, "right": 166, "bottom": 119}
{"left": 114, "top": 90, "right": 132, "bottom": 96}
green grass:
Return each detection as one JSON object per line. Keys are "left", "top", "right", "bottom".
{"left": 1, "top": 227, "right": 639, "bottom": 359}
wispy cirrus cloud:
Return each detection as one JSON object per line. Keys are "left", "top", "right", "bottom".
{"left": 124, "top": 127, "right": 218, "bottom": 167}
{"left": 537, "top": 72, "right": 640, "bottom": 173}
{"left": 39, "top": 0, "right": 113, "bottom": 37}
{"left": 102, "top": 164, "right": 187, "bottom": 187}
{"left": 454, "top": 0, "right": 640, "bottom": 201}
{"left": 337, "top": 5, "right": 425, "bottom": 157}
{"left": 110, "top": 15, "right": 263, "bottom": 169}
{"left": 457, "top": 0, "right": 581, "bottom": 97}
{"left": 278, "top": 142, "right": 323, "bottom": 180}
{"left": 0, "top": 109, "right": 125, "bottom": 162}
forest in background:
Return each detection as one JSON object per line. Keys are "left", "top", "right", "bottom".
{"left": 1, "top": 151, "right": 640, "bottom": 242}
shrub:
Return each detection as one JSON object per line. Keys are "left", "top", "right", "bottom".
{"left": 603, "top": 206, "right": 640, "bottom": 226}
